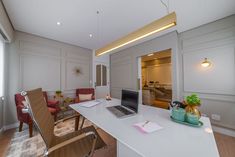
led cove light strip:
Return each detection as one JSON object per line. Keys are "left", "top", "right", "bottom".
{"left": 96, "top": 12, "right": 176, "bottom": 56}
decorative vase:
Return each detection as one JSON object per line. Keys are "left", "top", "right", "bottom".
{"left": 171, "top": 107, "right": 186, "bottom": 122}
{"left": 185, "top": 105, "right": 201, "bottom": 118}
{"left": 186, "top": 113, "right": 199, "bottom": 125}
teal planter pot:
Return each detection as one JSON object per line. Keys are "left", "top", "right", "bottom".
{"left": 186, "top": 113, "right": 199, "bottom": 125}
{"left": 171, "top": 107, "right": 186, "bottom": 122}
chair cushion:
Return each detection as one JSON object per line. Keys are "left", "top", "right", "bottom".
{"left": 79, "top": 94, "right": 92, "bottom": 101}
{"left": 48, "top": 107, "right": 57, "bottom": 114}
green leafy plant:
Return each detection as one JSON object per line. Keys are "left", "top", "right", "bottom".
{"left": 55, "top": 90, "right": 62, "bottom": 94}
{"left": 185, "top": 94, "right": 201, "bottom": 106}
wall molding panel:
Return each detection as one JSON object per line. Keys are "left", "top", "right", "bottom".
{"left": 180, "top": 15, "right": 235, "bottom": 130}
{"left": 65, "top": 59, "right": 90, "bottom": 90}
{"left": 183, "top": 45, "right": 235, "bottom": 95}
{"left": 15, "top": 33, "right": 92, "bottom": 96}
{"left": 19, "top": 53, "right": 61, "bottom": 91}
{"left": 5, "top": 31, "right": 92, "bottom": 126}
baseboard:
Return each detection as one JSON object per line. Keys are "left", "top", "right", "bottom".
{"left": 3, "top": 122, "right": 19, "bottom": 131}
{"left": 212, "top": 125, "right": 235, "bottom": 137}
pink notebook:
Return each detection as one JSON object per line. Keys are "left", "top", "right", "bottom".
{"left": 133, "top": 121, "right": 163, "bottom": 133}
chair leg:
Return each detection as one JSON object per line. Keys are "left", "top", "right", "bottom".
{"left": 80, "top": 116, "right": 85, "bottom": 129}
{"left": 19, "top": 122, "right": 23, "bottom": 132}
{"left": 75, "top": 115, "right": 79, "bottom": 131}
{"left": 29, "top": 123, "right": 33, "bottom": 138}
{"left": 54, "top": 114, "right": 57, "bottom": 122}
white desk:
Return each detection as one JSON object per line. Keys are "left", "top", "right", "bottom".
{"left": 70, "top": 99, "right": 219, "bottom": 157}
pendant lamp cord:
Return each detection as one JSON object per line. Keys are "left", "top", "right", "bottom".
{"left": 160, "top": 0, "right": 169, "bottom": 14}
{"left": 96, "top": 10, "right": 100, "bottom": 48}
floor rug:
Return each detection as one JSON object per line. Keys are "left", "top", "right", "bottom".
{"left": 6, "top": 118, "right": 116, "bottom": 157}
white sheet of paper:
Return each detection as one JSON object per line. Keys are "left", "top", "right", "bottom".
{"left": 134, "top": 121, "right": 163, "bottom": 133}
{"left": 79, "top": 101, "right": 101, "bottom": 108}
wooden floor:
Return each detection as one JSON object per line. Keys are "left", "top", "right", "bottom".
{"left": 0, "top": 128, "right": 235, "bottom": 157}
{"left": 0, "top": 129, "right": 16, "bottom": 157}
{"left": 214, "top": 132, "right": 235, "bottom": 157}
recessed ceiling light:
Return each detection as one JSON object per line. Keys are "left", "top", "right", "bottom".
{"left": 147, "top": 53, "right": 154, "bottom": 56}
{"left": 89, "top": 34, "right": 93, "bottom": 38}
{"left": 56, "top": 22, "right": 61, "bottom": 26}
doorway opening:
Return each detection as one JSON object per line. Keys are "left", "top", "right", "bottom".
{"left": 95, "top": 63, "right": 110, "bottom": 99}
{"left": 141, "top": 49, "right": 172, "bottom": 109}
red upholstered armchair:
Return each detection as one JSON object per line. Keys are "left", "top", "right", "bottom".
{"left": 74, "top": 88, "right": 95, "bottom": 103}
{"left": 15, "top": 92, "right": 60, "bottom": 137}
{"left": 43, "top": 91, "right": 60, "bottom": 113}
{"left": 74, "top": 88, "right": 95, "bottom": 128}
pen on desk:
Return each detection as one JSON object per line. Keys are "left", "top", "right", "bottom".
{"left": 142, "top": 120, "right": 150, "bottom": 127}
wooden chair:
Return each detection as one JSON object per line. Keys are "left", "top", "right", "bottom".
{"left": 22, "top": 88, "right": 106, "bottom": 157}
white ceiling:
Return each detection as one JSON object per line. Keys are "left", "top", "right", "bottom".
{"left": 2, "top": 0, "right": 235, "bottom": 50}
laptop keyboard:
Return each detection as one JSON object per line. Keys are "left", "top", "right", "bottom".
{"left": 114, "top": 106, "right": 133, "bottom": 115}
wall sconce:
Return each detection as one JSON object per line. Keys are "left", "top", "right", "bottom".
{"left": 201, "top": 58, "right": 211, "bottom": 68}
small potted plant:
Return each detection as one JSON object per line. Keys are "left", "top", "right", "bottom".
{"left": 55, "top": 90, "right": 62, "bottom": 95}
{"left": 184, "top": 94, "right": 201, "bottom": 124}
{"left": 54, "top": 90, "right": 63, "bottom": 102}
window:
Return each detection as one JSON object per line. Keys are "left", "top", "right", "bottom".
{"left": 96, "top": 64, "right": 107, "bottom": 87}
{"left": 0, "top": 39, "right": 4, "bottom": 97}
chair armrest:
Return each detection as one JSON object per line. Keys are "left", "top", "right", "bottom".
{"left": 46, "top": 131, "right": 97, "bottom": 156}
{"left": 17, "top": 105, "right": 29, "bottom": 114}
{"left": 74, "top": 97, "right": 80, "bottom": 103}
{"left": 54, "top": 114, "right": 80, "bottom": 125}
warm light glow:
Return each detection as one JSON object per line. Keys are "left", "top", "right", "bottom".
{"left": 204, "top": 127, "right": 213, "bottom": 133}
{"left": 148, "top": 53, "right": 154, "bottom": 56}
{"left": 201, "top": 58, "right": 211, "bottom": 67}
{"left": 96, "top": 12, "right": 176, "bottom": 56}
{"left": 56, "top": 22, "right": 61, "bottom": 26}
{"left": 97, "top": 23, "right": 175, "bottom": 56}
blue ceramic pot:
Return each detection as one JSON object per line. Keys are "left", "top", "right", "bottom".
{"left": 186, "top": 113, "right": 199, "bottom": 125}
{"left": 171, "top": 107, "right": 186, "bottom": 122}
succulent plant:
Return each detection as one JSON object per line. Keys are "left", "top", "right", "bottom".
{"left": 185, "top": 94, "right": 201, "bottom": 106}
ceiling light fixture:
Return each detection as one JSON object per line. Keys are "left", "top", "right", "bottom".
{"left": 89, "top": 34, "right": 93, "bottom": 38}
{"left": 56, "top": 22, "right": 61, "bottom": 26}
{"left": 95, "top": 12, "right": 176, "bottom": 56}
{"left": 201, "top": 58, "right": 211, "bottom": 68}
{"left": 148, "top": 53, "right": 154, "bottom": 56}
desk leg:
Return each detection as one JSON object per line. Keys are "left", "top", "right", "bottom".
{"left": 117, "top": 141, "right": 142, "bottom": 157}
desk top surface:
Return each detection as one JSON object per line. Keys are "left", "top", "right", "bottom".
{"left": 70, "top": 99, "right": 219, "bottom": 157}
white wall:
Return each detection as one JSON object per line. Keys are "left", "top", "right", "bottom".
{"left": 110, "top": 15, "right": 235, "bottom": 131}
{"left": 145, "top": 64, "right": 172, "bottom": 85}
{"left": 179, "top": 15, "right": 235, "bottom": 130}
{"left": 110, "top": 31, "right": 180, "bottom": 100}
{"left": 4, "top": 31, "right": 93, "bottom": 126}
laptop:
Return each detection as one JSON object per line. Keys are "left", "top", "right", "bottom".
{"left": 107, "top": 89, "right": 139, "bottom": 118}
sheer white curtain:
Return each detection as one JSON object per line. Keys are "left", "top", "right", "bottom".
{"left": 0, "top": 38, "right": 4, "bottom": 130}
{"left": 0, "top": 39, "right": 4, "bottom": 97}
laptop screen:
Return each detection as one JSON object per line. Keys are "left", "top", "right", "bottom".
{"left": 121, "top": 90, "right": 139, "bottom": 113}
